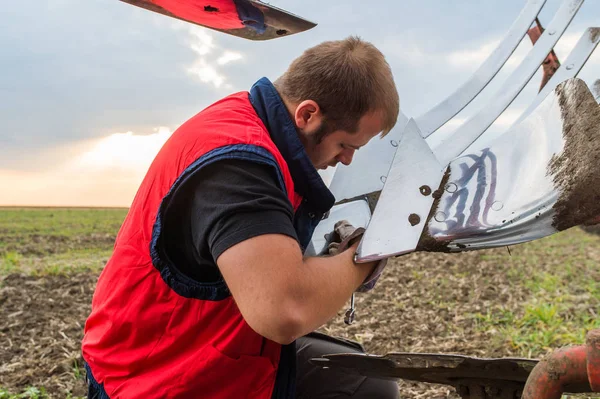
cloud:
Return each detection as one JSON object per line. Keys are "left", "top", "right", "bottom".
{"left": 188, "top": 59, "right": 226, "bottom": 88}
{"left": 75, "top": 127, "right": 172, "bottom": 170}
{"left": 446, "top": 35, "right": 535, "bottom": 72}
{"left": 185, "top": 26, "right": 244, "bottom": 88}
{"left": 0, "top": 127, "right": 173, "bottom": 207}
{"left": 189, "top": 28, "right": 215, "bottom": 55}
{"left": 217, "top": 51, "right": 243, "bottom": 65}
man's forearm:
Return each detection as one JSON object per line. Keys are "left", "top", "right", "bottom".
{"left": 288, "top": 246, "right": 375, "bottom": 337}
{"left": 217, "top": 234, "right": 376, "bottom": 345}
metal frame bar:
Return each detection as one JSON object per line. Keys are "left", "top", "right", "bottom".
{"left": 430, "top": 0, "right": 585, "bottom": 166}
{"left": 415, "top": 0, "right": 547, "bottom": 138}
{"left": 513, "top": 27, "right": 600, "bottom": 126}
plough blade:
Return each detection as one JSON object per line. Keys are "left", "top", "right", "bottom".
{"left": 313, "top": 4, "right": 600, "bottom": 260}
{"left": 421, "top": 78, "right": 600, "bottom": 252}
{"left": 119, "top": 0, "right": 316, "bottom": 40}
{"left": 357, "top": 119, "right": 445, "bottom": 260}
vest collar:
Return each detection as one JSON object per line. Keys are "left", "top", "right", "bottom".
{"left": 249, "top": 77, "right": 335, "bottom": 214}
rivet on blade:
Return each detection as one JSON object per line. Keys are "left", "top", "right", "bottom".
{"left": 390, "top": 140, "right": 398, "bottom": 147}
{"left": 491, "top": 201, "right": 504, "bottom": 211}
{"left": 380, "top": 176, "right": 387, "bottom": 183}
{"left": 434, "top": 212, "right": 447, "bottom": 222}
{"left": 445, "top": 182, "right": 458, "bottom": 193}
{"left": 408, "top": 214, "right": 421, "bottom": 226}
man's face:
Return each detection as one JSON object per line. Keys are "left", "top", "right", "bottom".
{"left": 298, "top": 110, "right": 385, "bottom": 170}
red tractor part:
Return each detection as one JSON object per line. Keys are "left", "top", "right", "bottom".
{"left": 527, "top": 18, "right": 561, "bottom": 92}
{"left": 522, "top": 329, "right": 600, "bottom": 399}
{"left": 119, "top": 0, "right": 316, "bottom": 40}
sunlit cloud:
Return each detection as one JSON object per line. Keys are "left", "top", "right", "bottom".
{"left": 188, "top": 59, "right": 226, "bottom": 88}
{"left": 76, "top": 127, "right": 172, "bottom": 170}
{"left": 189, "top": 28, "right": 215, "bottom": 55}
{"left": 217, "top": 51, "right": 243, "bottom": 65}
{"left": 0, "top": 127, "right": 173, "bottom": 207}
{"left": 186, "top": 26, "right": 244, "bottom": 88}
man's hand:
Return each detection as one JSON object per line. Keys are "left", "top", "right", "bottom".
{"left": 325, "top": 220, "right": 387, "bottom": 292}
{"left": 326, "top": 220, "right": 366, "bottom": 256}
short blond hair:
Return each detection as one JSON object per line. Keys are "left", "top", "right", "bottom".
{"left": 275, "top": 36, "right": 399, "bottom": 136}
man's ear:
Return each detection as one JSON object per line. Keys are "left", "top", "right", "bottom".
{"left": 294, "top": 100, "right": 322, "bottom": 131}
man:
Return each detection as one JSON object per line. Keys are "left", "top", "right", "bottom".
{"left": 82, "top": 36, "right": 400, "bottom": 398}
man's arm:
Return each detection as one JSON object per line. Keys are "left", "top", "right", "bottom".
{"left": 217, "top": 235, "right": 376, "bottom": 345}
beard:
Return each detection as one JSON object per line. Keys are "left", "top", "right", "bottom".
{"left": 297, "top": 120, "right": 335, "bottom": 169}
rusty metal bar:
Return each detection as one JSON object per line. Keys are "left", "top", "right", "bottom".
{"left": 527, "top": 18, "right": 561, "bottom": 91}
{"left": 587, "top": 329, "right": 600, "bottom": 391}
{"left": 522, "top": 329, "right": 600, "bottom": 399}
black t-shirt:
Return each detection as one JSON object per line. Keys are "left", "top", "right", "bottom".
{"left": 162, "top": 159, "right": 299, "bottom": 283}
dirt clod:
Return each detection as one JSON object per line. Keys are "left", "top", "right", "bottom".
{"left": 548, "top": 79, "right": 600, "bottom": 231}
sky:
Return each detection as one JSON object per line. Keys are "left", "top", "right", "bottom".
{"left": 1, "top": 0, "right": 599, "bottom": 207}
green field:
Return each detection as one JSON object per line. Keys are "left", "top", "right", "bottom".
{"left": 1, "top": 207, "right": 599, "bottom": 398}
{"left": 0, "top": 208, "right": 127, "bottom": 275}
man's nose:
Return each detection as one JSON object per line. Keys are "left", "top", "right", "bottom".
{"left": 337, "top": 149, "right": 355, "bottom": 166}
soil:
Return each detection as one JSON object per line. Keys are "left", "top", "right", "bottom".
{"left": 549, "top": 79, "right": 600, "bottom": 231}
{"left": 0, "top": 234, "right": 115, "bottom": 257}
{"left": 0, "top": 273, "right": 96, "bottom": 398}
{"left": 591, "top": 29, "right": 600, "bottom": 46}
{"left": 0, "top": 250, "right": 510, "bottom": 399}
{"left": 0, "top": 242, "right": 595, "bottom": 398}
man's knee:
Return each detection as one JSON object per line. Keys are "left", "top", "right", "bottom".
{"left": 352, "top": 376, "right": 399, "bottom": 399}
{"left": 296, "top": 332, "right": 398, "bottom": 399}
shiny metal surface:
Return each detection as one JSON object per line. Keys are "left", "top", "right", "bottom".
{"left": 304, "top": 199, "right": 371, "bottom": 257}
{"left": 356, "top": 120, "right": 445, "bottom": 261}
{"left": 415, "top": 0, "right": 547, "bottom": 138}
{"left": 119, "top": 0, "right": 316, "bottom": 40}
{"left": 316, "top": 3, "right": 597, "bottom": 261}
{"left": 327, "top": 112, "right": 409, "bottom": 202}
{"left": 513, "top": 27, "right": 600, "bottom": 126}
{"left": 430, "top": 0, "right": 584, "bottom": 167}
{"left": 423, "top": 79, "right": 592, "bottom": 252}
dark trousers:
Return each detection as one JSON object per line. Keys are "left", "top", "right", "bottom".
{"left": 86, "top": 333, "right": 399, "bottom": 398}
{"left": 296, "top": 332, "right": 399, "bottom": 399}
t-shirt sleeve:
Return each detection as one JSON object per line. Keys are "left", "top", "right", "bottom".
{"left": 190, "top": 158, "right": 299, "bottom": 262}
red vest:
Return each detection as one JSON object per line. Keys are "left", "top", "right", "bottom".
{"left": 82, "top": 92, "right": 302, "bottom": 398}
